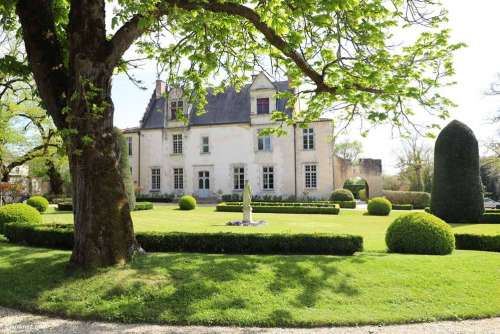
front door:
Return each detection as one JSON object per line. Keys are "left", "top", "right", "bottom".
{"left": 198, "top": 171, "right": 210, "bottom": 197}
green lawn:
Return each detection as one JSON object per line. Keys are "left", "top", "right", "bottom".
{"left": 0, "top": 204, "right": 498, "bottom": 326}
{"left": 0, "top": 242, "right": 499, "bottom": 326}
{"left": 43, "top": 205, "right": 500, "bottom": 251}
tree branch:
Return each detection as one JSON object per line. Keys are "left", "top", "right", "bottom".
{"left": 16, "top": 0, "right": 69, "bottom": 129}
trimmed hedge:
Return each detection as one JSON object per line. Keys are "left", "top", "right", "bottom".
{"left": 216, "top": 203, "right": 340, "bottom": 215}
{"left": 2, "top": 223, "right": 363, "bottom": 255}
{"left": 480, "top": 213, "right": 500, "bottom": 224}
{"left": 367, "top": 197, "right": 392, "bottom": 216}
{"left": 392, "top": 204, "right": 413, "bottom": 210}
{"left": 455, "top": 233, "right": 500, "bottom": 252}
{"left": 0, "top": 204, "right": 42, "bottom": 233}
{"left": 57, "top": 202, "right": 73, "bottom": 211}
{"left": 386, "top": 212, "right": 455, "bottom": 255}
{"left": 382, "top": 190, "right": 430, "bottom": 209}
{"left": 26, "top": 196, "right": 49, "bottom": 213}
{"left": 134, "top": 201, "right": 153, "bottom": 211}
{"left": 485, "top": 209, "right": 500, "bottom": 214}
{"left": 136, "top": 193, "right": 175, "bottom": 203}
{"left": 431, "top": 120, "right": 484, "bottom": 223}
{"left": 330, "top": 189, "right": 355, "bottom": 202}
{"left": 223, "top": 201, "right": 338, "bottom": 208}
{"left": 179, "top": 195, "right": 197, "bottom": 210}
{"left": 332, "top": 200, "right": 356, "bottom": 209}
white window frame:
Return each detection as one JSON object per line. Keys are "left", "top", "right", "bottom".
{"left": 127, "top": 137, "right": 132, "bottom": 156}
{"left": 201, "top": 136, "right": 210, "bottom": 154}
{"left": 233, "top": 166, "right": 245, "bottom": 190}
{"left": 304, "top": 164, "right": 317, "bottom": 189}
{"left": 262, "top": 166, "right": 274, "bottom": 190}
{"left": 303, "top": 128, "right": 315, "bottom": 150}
{"left": 173, "top": 168, "right": 184, "bottom": 190}
{"left": 257, "top": 133, "right": 272, "bottom": 152}
{"left": 172, "top": 134, "right": 183, "bottom": 154}
{"left": 151, "top": 168, "right": 161, "bottom": 191}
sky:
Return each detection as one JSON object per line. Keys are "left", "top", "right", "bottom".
{"left": 111, "top": 0, "right": 500, "bottom": 175}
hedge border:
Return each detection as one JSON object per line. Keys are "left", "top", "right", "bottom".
{"left": 480, "top": 213, "right": 500, "bottom": 224}
{"left": 57, "top": 201, "right": 154, "bottom": 212}
{"left": 216, "top": 203, "right": 340, "bottom": 215}
{"left": 455, "top": 233, "right": 500, "bottom": 252}
{"left": 392, "top": 204, "right": 413, "bottom": 210}
{"left": 2, "top": 223, "right": 363, "bottom": 255}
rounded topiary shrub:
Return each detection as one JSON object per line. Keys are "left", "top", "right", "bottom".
{"left": 0, "top": 203, "right": 42, "bottom": 229}
{"left": 431, "top": 120, "right": 484, "bottom": 223}
{"left": 385, "top": 212, "right": 455, "bottom": 255}
{"left": 330, "top": 189, "right": 354, "bottom": 202}
{"left": 359, "top": 188, "right": 368, "bottom": 202}
{"left": 179, "top": 195, "right": 197, "bottom": 210}
{"left": 367, "top": 197, "right": 392, "bottom": 216}
{"left": 26, "top": 195, "right": 49, "bottom": 213}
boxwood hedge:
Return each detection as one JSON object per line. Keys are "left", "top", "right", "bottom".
{"left": 216, "top": 203, "right": 340, "bottom": 214}
{"left": 392, "top": 204, "right": 413, "bottom": 210}
{"left": 480, "top": 213, "right": 500, "bottom": 224}
{"left": 455, "top": 233, "right": 500, "bottom": 252}
{"left": 2, "top": 223, "right": 363, "bottom": 255}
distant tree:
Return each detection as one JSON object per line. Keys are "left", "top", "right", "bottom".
{"left": 383, "top": 175, "right": 404, "bottom": 191}
{"left": 29, "top": 153, "right": 70, "bottom": 196}
{"left": 396, "top": 136, "right": 433, "bottom": 192}
{"left": 335, "top": 140, "right": 363, "bottom": 162}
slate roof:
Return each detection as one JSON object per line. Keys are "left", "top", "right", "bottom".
{"left": 139, "top": 80, "right": 293, "bottom": 129}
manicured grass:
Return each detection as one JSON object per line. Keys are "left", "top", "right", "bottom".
{"left": 43, "top": 205, "right": 500, "bottom": 251}
{"left": 0, "top": 242, "right": 499, "bottom": 326}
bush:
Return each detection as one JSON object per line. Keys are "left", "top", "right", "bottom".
{"left": 455, "top": 233, "right": 500, "bottom": 252}
{"left": 431, "top": 120, "right": 484, "bottom": 223}
{"left": 0, "top": 203, "right": 42, "bottom": 232}
{"left": 424, "top": 207, "right": 431, "bottom": 213}
{"left": 3, "top": 222, "right": 363, "bottom": 255}
{"left": 386, "top": 212, "right": 455, "bottom": 255}
{"left": 330, "top": 189, "right": 354, "bottom": 202}
{"left": 359, "top": 188, "right": 368, "bottom": 202}
{"left": 392, "top": 204, "right": 413, "bottom": 210}
{"left": 216, "top": 203, "right": 340, "bottom": 215}
{"left": 332, "top": 200, "right": 356, "bottom": 209}
{"left": 179, "top": 195, "right": 197, "bottom": 210}
{"left": 480, "top": 213, "right": 500, "bottom": 224}
{"left": 382, "top": 190, "right": 430, "bottom": 209}
{"left": 136, "top": 193, "right": 175, "bottom": 203}
{"left": 57, "top": 202, "right": 73, "bottom": 211}
{"left": 134, "top": 201, "right": 153, "bottom": 211}
{"left": 26, "top": 196, "right": 49, "bottom": 213}
{"left": 367, "top": 197, "right": 392, "bottom": 216}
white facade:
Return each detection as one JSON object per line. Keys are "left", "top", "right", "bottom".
{"left": 125, "top": 73, "right": 336, "bottom": 199}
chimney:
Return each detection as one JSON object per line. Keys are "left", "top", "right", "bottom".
{"left": 155, "top": 79, "right": 165, "bottom": 98}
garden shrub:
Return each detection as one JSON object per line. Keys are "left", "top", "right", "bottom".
{"left": 0, "top": 203, "right": 42, "bottom": 232}
{"left": 386, "top": 212, "right": 455, "bottom": 255}
{"left": 431, "top": 120, "right": 484, "bottom": 223}
{"left": 134, "top": 201, "right": 153, "bottom": 211}
{"left": 359, "top": 188, "right": 368, "bottom": 202}
{"left": 367, "top": 197, "right": 392, "bottom": 216}
{"left": 382, "top": 190, "right": 430, "bottom": 209}
{"left": 332, "top": 200, "right": 356, "bottom": 209}
{"left": 57, "top": 202, "right": 73, "bottom": 211}
{"left": 424, "top": 207, "right": 431, "bottom": 213}
{"left": 136, "top": 193, "right": 174, "bottom": 203}
{"left": 330, "top": 189, "right": 355, "bottom": 202}
{"left": 26, "top": 196, "right": 49, "bottom": 213}
{"left": 454, "top": 233, "right": 500, "bottom": 252}
{"left": 3, "top": 222, "right": 363, "bottom": 255}
{"left": 216, "top": 203, "right": 340, "bottom": 214}
{"left": 480, "top": 213, "right": 500, "bottom": 224}
{"left": 392, "top": 204, "right": 413, "bottom": 210}
{"left": 179, "top": 195, "right": 197, "bottom": 210}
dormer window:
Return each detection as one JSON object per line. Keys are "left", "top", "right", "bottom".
{"left": 257, "top": 98, "right": 269, "bottom": 114}
{"left": 171, "top": 100, "right": 183, "bottom": 120}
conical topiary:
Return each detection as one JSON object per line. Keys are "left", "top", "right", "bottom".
{"left": 431, "top": 120, "right": 484, "bottom": 223}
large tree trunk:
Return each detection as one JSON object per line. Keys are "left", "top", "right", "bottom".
{"left": 67, "top": 66, "right": 140, "bottom": 268}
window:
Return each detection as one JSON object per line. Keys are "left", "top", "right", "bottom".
{"left": 233, "top": 167, "right": 245, "bottom": 190}
{"left": 304, "top": 164, "right": 317, "bottom": 189}
{"left": 198, "top": 171, "right": 210, "bottom": 189}
{"left": 173, "top": 134, "right": 183, "bottom": 154}
{"left": 257, "top": 134, "right": 272, "bottom": 151}
{"left": 151, "top": 168, "right": 161, "bottom": 191}
{"left": 127, "top": 137, "right": 132, "bottom": 155}
{"left": 171, "top": 100, "right": 184, "bottom": 120}
{"left": 303, "top": 128, "right": 315, "bottom": 150}
{"left": 173, "top": 168, "right": 184, "bottom": 190}
{"left": 263, "top": 166, "right": 274, "bottom": 190}
{"left": 256, "top": 98, "right": 269, "bottom": 114}
{"left": 201, "top": 136, "right": 209, "bottom": 153}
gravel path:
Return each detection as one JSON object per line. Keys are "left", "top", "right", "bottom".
{"left": 0, "top": 307, "right": 499, "bottom": 334}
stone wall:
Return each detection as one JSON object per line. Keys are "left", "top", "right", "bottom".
{"left": 333, "top": 156, "right": 383, "bottom": 198}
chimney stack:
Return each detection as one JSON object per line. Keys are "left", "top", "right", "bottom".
{"left": 155, "top": 79, "right": 165, "bottom": 98}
